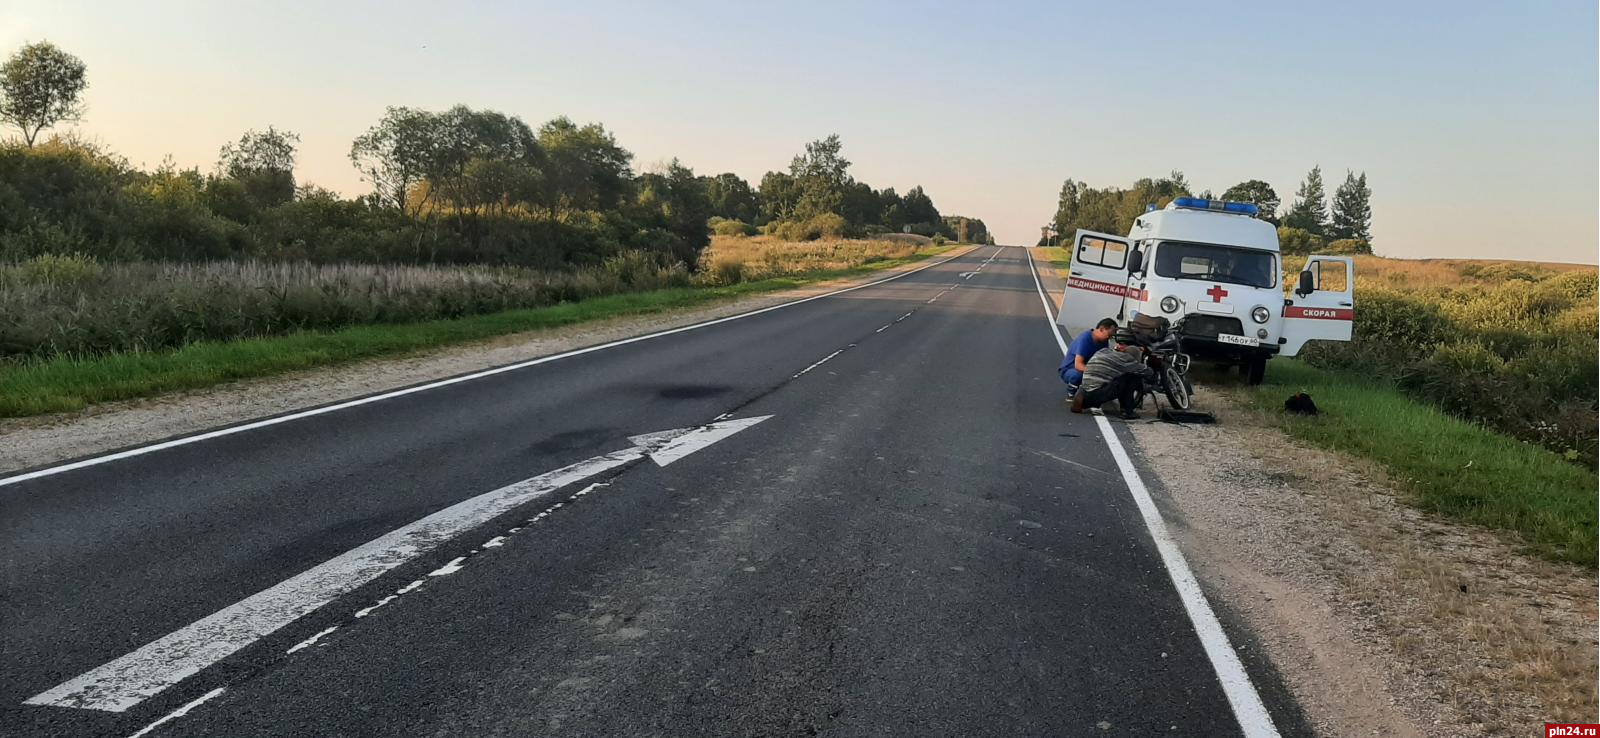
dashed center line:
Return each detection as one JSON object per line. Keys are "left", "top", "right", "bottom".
{"left": 124, "top": 687, "right": 225, "bottom": 738}
{"left": 793, "top": 348, "right": 846, "bottom": 377}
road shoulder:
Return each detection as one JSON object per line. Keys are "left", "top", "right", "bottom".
{"left": 1128, "top": 386, "right": 1597, "bottom": 735}
{"left": 0, "top": 251, "right": 973, "bottom": 474}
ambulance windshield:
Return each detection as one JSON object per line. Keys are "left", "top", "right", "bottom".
{"left": 1151, "top": 241, "right": 1277, "bottom": 289}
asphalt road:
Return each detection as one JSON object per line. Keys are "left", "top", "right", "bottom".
{"left": 1, "top": 247, "right": 1309, "bottom": 737}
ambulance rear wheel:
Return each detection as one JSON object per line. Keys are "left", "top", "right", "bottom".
{"left": 1246, "top": 357, "right": 1267, "bottom": 385}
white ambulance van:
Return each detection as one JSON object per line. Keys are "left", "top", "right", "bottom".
{"left": 1055, "top": 197, "right": 1354, "bottom": 385}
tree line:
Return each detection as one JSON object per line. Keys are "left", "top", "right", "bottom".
{"left": 0, "top": 41, "right": 988, "bottom": 270}
{"left": 1044, "top": 166, "right": 1373, "bottom": 256}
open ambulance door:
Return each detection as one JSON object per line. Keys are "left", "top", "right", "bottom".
{"left": 1281, "top": 255, "right": 1354, "bottom": 357}
{"left": 1055, "top": 229, "right": 1136, "bottom": 336}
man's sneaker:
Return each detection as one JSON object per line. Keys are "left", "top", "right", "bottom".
{"left": 1121, "top": 408, "right": 1139, "bottom": 420}
{"left": 1064, "top": 383, "right": 1079, "bottom": 398}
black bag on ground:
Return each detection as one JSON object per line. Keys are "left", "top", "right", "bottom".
{"left": 1284, "top": 392, "right": 1318, "bottom": 415}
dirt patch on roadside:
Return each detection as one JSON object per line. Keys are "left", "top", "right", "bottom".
{"left": 1129, "top": 385, "right": 1597, "bottom": 736}
{"left": 0, "top": 254, "right": 967, "bottom": 474}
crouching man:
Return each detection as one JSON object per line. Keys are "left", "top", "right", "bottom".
{"left": 1070, "top": 328, "right": 1152, "bottom": 420}
{"left": 1058, "top": 318, "right": 1117, "bottom": 397}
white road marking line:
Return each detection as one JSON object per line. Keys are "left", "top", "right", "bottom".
{"left": 353, "top": 595, "right": 398, "bottom": 617}
{"left": 124, "top": 687, "right": 226, "bottom": 738}
{"left": 1023, "top": 248, "right": 1280, "bottom": 738}
{"left": 429, "top": 557, "right": 466, "bottom": 576}
{"left": 27, "top": 416, "right": 771, "bottom": 713}
{"left": 630, "top": 415, "right": 771, "bottom": 467}
{"left": 0, "top": 247, "right": 979, "bottom": 489}
{"left": 792, "top": 349, "right": 846, "bottom": 379}
{"left": 395, "top": 579, "right": 425, "bottom": 594}
{"left": 25, "top": 452, "right": 632, "bottom": 713}
{"left": 894, "top": 311, "right": 914, "bottom": 322}
{"left": 875, "top": 325, "right": 890, "bottom": 333}
{"left": 284, "top": 626, "right": 339, "bottom": 654}
{"left": 480, "top": 536, "right": 507, "bottom": 548}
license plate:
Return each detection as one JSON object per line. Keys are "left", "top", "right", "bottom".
{"left": 1216, "top": 333, "right": 1257, "bottom": 346}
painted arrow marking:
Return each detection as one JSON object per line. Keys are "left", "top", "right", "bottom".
{"left": 26, "top": 415, "right": 771, "bottom": 713}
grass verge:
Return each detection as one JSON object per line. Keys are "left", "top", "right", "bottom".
{"left": 0, "top": 248, "right": 956, "bottom": 418}
{"left": 1228, "top": 359, "right": 1597, "bottom": 567}
{"left": 1036, "top": 246, "right": 1071, "bottom": 275}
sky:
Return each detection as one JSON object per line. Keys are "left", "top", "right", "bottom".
{"left": 3, "top": 0, "right": 1596, "bottom": 262}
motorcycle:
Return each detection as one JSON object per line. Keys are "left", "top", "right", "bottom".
{"left": 1126, "top": 316, "right": 1194, "bottom": 411}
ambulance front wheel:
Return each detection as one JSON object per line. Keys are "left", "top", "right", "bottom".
{"left": 1246, "top": 356, "right": 1267, "bottom": 385}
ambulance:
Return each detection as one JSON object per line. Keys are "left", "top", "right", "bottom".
{"left": 1054, "top": 197, "right": 1354, "bottom": 385}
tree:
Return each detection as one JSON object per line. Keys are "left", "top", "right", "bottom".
{"left": 537, "top": 116, "right": 631, "bottom": 216}
{"left": 1220, "top": 179, "right": 1281, "bottom": 224}
{"left": 634, "top": 158, "right": 711, "bottom": 264}
{"left": 879, "top": 187, "right": 905, "bottom": 230}
{"left": 0, "top": 42, "right": 88, "bottom": 147}
{"left": 1329, "top": 170, "right": 1371, "bottom": 243}
{"left": 900, "top": 185, "right": 939, "bottom": 226}
{"left": 1282, "top": 165, "right": 1328, "bottom": 235}
{"left": 704, "top": 173, "right": 758, "bottom": 223}
{"left": 424, "top": 106, "right": 540, "bottom": 216}
{"left": 839, "top": 180, "right": 881, "bottom": 227}
{"left": 351, "top": 106, "right": 440, "bottom": 216}
{"left": 788, "top": 134, "right": 851, "bottom": 220}
{"left": 218, "top": 126, "right": 299, "bottom": 207}
{"left": 758, "top": 171, "right": 799, "bottom": 223}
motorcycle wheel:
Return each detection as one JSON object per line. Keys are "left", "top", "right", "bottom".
{"left": 1163, "top": 367, "right": 1192, "bottom": 410}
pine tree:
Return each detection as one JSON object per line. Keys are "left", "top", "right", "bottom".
{"left": 1329, "top": 170, "right": 1372, "bottom": 243}
{"left": 1283, "top": 165, "right": 1328, "bottom": 235}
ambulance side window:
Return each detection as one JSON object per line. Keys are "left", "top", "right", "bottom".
{"left": 1076, "top": 236, "right": 1127, "bottom": 270}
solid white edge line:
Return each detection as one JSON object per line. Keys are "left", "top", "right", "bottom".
{"left": 1022, "top": 248, "right": 1280, "bottom": 738}
{"left": 125, "top": 687, "right": 225, "bottom": 738}
{"left": 0, "top": 247, "right": 983, "bottom": 489}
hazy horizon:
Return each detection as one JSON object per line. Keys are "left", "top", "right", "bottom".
{"left": 4, "top": 0, "right": 1596, "bottom": 263}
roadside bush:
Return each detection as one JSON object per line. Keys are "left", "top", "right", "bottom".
{"left": 20, "top": 252, "right": 104, "bottom": 286}
{"left": 711, "top": 218, "right": 755, "bottom": 237}
{"left": 1300, "top": 259, "right": 1599, "bottom": 468}
{"left": 1277, "top": 227, "right": 1325, "bottom": 255}
{"left": 770, "top": 213, "right": 849, "bottom": 242}
{"left": 1322, "top": 238, "right": 1372, "bottom": 255}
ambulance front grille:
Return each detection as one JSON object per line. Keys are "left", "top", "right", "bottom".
{"left": 1180, "top": 315, "right": 1244, "bottom": 339}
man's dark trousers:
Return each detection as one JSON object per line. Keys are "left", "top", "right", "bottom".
{"left": 1080, "top": 373, "right": 1140, "bottom": 412}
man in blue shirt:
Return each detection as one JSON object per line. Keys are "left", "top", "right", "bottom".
{"left": 1059, "top": 318, "right": 1118, "bottom": 397}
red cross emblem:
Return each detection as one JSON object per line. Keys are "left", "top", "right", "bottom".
{"left": 1205, "top": 284, "right": 1229, "bottom": 302}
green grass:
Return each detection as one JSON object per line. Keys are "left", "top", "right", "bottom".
{"left": 0, "top": 248, "right": 954, "bottom": 418}
{"left": 1036, "top": 246, "right": 1071, "bottom": 272}
{"left": 1232, "top": 359, "right": 1598, "bottom": 567}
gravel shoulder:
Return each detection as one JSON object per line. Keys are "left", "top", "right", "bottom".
{"left": 1129, "top": 384, "right": 1598, "bottom": 736}
{"left": 0, "top": 255, "right": 967, "bottom": 475}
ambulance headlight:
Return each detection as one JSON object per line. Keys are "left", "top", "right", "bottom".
{"left": 1251, "top": 305, "right": 1271, "bottom": 323}
{"left": 1160, "top": 296, "right": 1181, "bottom": 314}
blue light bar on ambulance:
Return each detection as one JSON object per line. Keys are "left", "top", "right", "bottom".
{"left": 1171, "top": 197, "right": 1260, "bottom": 216}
